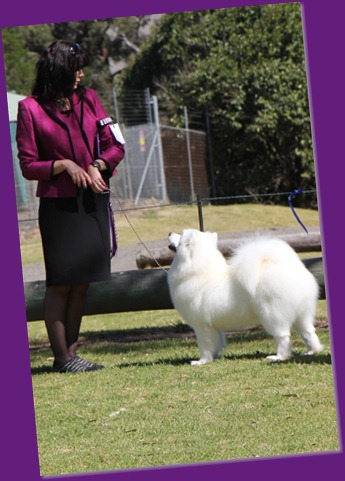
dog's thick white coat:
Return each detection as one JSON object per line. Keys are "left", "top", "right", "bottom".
{"left": 167, "top": 229, "right": 323, "bottom": 365}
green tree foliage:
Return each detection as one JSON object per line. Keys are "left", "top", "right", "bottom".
{"left": 120, "top": 5, "right": 316, "bottom": 205}
{"left": 2, "top": 17, "right": 154, "bottom": 112}
{"left": 2, "top": 27, "right": 44, "bottom": 95}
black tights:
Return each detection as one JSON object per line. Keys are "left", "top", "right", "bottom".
{"left": 44, "top": 283, "right": 89, "bottom": 366}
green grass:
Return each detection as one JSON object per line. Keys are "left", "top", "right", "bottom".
{"left": 24, "top": 204, "right": 338, "bottom": 477}
{"left": 28, "top": 302, "right": 338, "bottom": 477}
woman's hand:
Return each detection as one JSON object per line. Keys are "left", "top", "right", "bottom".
{"left": 87, "top": 160, "right": 109, "bottom": 193}
{"left": 54, "top": 159, "right": 92, "bottom": 189}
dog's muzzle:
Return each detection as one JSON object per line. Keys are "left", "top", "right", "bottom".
{"left": 168, "top": 232, "right": 180, "bottom": 252}
{"left": 168, "top": 244, "right": 176, "bottom": 252}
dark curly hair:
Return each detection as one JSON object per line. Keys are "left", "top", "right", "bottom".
{"left": 32, "top": 39, "right": 89, "bottom": 102}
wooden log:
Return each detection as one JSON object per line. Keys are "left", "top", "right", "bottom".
{"left": 24, "top": 258, "right": 325, "bottom": 322}
{"left": 136, "top": 232, "right": 321, "bottom": 269}
{"left": 25, "top": 269, "right": 173, "bottom": 322}
{"left": 303, "top": 257, "right": 325, "bottom": 299}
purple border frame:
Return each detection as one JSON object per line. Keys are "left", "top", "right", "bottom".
{"left": 1, "top": 1, "right": 344, "bottom": 480}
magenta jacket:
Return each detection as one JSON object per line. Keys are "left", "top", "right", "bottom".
{"left": 16, "top": 88, "right": 125, "bottom": 197}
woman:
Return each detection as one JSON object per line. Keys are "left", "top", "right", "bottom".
{"left": 16, "top": 40, "right": 125, "bottom": 373}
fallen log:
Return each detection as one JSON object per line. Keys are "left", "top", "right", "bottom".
{"left": 25, "top": 257, "right": 325, "bottom": 322}
{"left": 25, "top": 269, "right": 173, "bottom": 322}
{"left": 136, "top": 231, "right": 321, "bottom": 269}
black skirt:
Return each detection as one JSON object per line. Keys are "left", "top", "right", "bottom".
{"left": 39, "top": 188, "right": 113, "bottom": 286}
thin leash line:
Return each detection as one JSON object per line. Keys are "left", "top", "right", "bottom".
{"left": 105, "top": 190, "right": 169, "bottom": 274}
{"left": 287, "top": 189, "right": 309, "bottom": 235}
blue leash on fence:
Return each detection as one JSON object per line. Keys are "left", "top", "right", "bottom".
{"left": 288, "top": 189, "right": 309, "bottom": 235}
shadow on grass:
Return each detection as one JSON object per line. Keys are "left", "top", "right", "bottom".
{"left": 29, "top": 321, "right": 329, "bottom": 350}
{"left": 112, "top": 351, "right": 332, "bottom": 369}
{"left": 31, "top": 365, "right": 56, "bottom": 375}
{"left": 30, "top": 349, "right": 332, "bottom": 376}
{"left": 29, "top": 323, "right": 331, "bottom": 375}
{"left": 224, "top": 351, "right": 332, "bottom": 365}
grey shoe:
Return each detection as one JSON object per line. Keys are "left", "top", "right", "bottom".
{"left": 53, "top": 356, "right": 104, "bottom": 373}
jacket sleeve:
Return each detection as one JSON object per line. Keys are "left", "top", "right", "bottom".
{"left": 92, "top": 91, "right": 125, "bottom": 175}
{"left": 16, "top": 100, "right": 55, "bottom": 181}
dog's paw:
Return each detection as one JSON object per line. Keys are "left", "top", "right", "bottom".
{"left": 266, "top": 354, "right": 287, "bottom": 362}
{"left": 302, "top": 347, "right": 323, "bottom": 356}
{"left": 191, "top": 359, "right": 212, "bottom": 366}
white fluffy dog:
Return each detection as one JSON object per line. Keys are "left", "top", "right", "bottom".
{"left": 167, "top": 229, "right": 323, "bottom": 365}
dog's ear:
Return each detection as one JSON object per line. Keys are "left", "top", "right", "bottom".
{"left": 207, "top": 232, "right": 218, "bottom": 245}
{"left": 178, "top": 230, "right": 196, "bottom": 257}
{"left": 181, "top": 229, "right": 194, "bottom": 245}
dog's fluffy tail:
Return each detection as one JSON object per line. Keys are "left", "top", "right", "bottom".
{"left": 230, "top": 237, "right": 302, "bottom": 296}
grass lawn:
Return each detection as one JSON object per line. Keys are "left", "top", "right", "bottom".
{"left": 23, "top": 204, "right": 339, "bottom": 476}
{"left": 28, "top": 308, "right": 338, "bottom": 476}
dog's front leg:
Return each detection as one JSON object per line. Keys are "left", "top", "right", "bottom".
{"left": 267, "top": 333, "right": 292, "bottom": 361}
{"left": 191, "top": 325, "right": 225, "bottom": 365}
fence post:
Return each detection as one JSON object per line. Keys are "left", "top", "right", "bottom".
{"left": 184, "top": 106, "right": 195, "bottom": 202}
{"left": 152, "top": 95, "right": 168, "bottom": 202}
{"left": 112, "top": 83, "right": 120, "bottom": 123}
{"left": 197, "top": 195, "right": 204, "bottom": 231}
{"left": 205, "top": 111, "right": 216, "bottom": 198}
